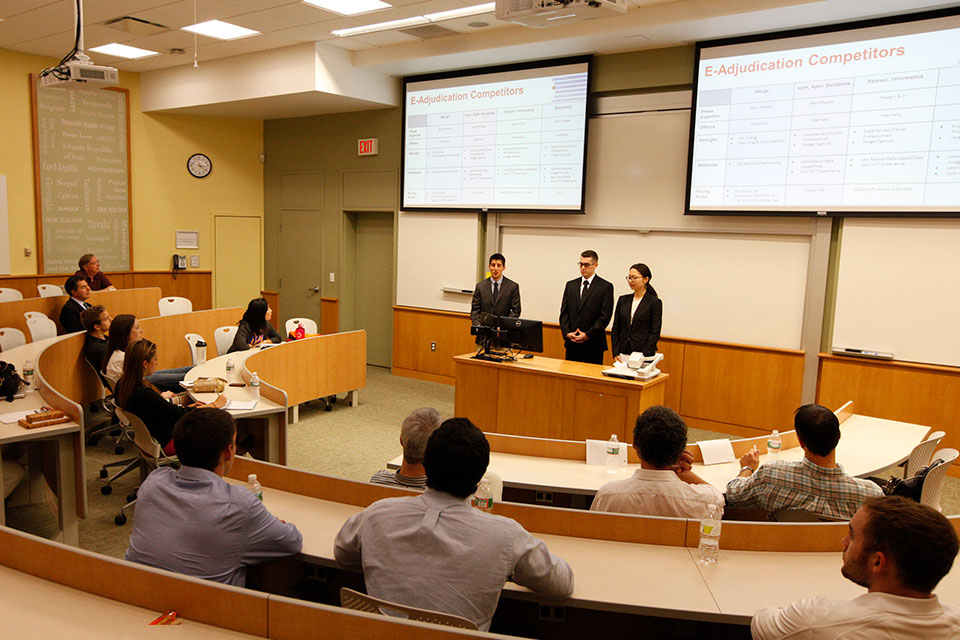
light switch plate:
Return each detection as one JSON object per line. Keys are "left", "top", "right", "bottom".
{"left": 190, "top": 255, "right": 199, "bottom": 268}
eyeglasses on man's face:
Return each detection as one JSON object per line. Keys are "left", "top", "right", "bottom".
{"left": 578, "top": 262, "right": 596, "bottom": 269}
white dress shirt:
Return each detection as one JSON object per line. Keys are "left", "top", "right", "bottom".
{"left": 590, "top": 468, "right": 723, "bottom": 518}
{"left": 752, "top": 592, "right": 960, "bottom": 639}
{"left": 334, "top": 487, "right": 574, "bottom": 631}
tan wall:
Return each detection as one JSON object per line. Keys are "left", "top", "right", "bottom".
{"left": 0, "top": 48, "right": 263, "bottom": 278}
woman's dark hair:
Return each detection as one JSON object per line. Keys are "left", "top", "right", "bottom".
{"left": 103, "top": 314, "right": 136, "bottom": 371}
{"left": 240, "top": 298, "right": 269, "bottom": 334}
{"left": 630, "top": 263, "right": 658, "bottom": 297}
{"left": 116, "top": 339, "right": 159, "bottom": 408}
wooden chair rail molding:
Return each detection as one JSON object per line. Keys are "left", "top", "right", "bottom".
{"left": 245, "top": 330, "right": 367, "bottom": 406}
{"left": 320, "top": 297, "right": 339, "bottom": 335}
{"left": 260, "top": 290, "right": 279, "bottom": 331}
{"left": 0, "top": 525, "right": 270, "bottom": 636}
{"left": 392, "top": 306, "right": 806, "bottom": 436}
{"left": 0, "top": 272, "right": 212, "bottom": 310}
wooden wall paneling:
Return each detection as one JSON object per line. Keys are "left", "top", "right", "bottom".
{"left": 817, "top": 355, "right": 960, "bottom": 459}
{"left": 498, "top": 368, "right": 566, "bottom": 438}
{"left": 0, "top": 527, "right": 270, "bottom": 636}
{"left": 0, "top": 277, "right": 41, "bottom": 300}
{"left": 87, "top": 287, "right": 162, "bottom": 321}
{"left": 138, "top": 308, "right": 244, "bottom": 369}
{"left": 680, "top": 342, "right": 804, "bottom": 433}
{"left": 683, "top": 519, "right": 847, "bottom": 552}
{"left": 454, "top": 361, "right": 499, "bottom": 432}
{"left": 260, "top": 290, "right": 280, "bottom": 331}
{"left": 568, "top": 379, "right": 632, "bottom": 441}
{"left": 131, "top": 271, "right": 212, "bottom": 310}
{"left": 392, "top": 307, "right": 475, "bottom": 384}
{"left": 0, "top": 296, "right": 63, "bottom": 339}
{"left": 659, "top": 338, "right": 685, "bottom": 412}
{"left": 320, "top": 298, "right": 338, "bottom": 335}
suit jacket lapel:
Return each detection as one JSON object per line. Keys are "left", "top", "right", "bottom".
{"left": 630, "top": 294, "right": 651, "bottom": 328}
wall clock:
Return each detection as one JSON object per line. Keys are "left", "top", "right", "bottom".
{"left": 187, "top": 153, "right": 212, "bottom": 178}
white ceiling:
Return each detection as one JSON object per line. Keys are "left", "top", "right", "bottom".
{"left": 2, "top": 0, "right": 959, "bottom": 118}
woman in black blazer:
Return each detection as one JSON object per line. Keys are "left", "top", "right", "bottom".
{"left": 611, "top": 263, "right": 662, "bottom": 359}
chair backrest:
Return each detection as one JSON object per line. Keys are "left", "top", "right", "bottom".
{"left": 905, "top": 431, "right": 947, "bottom": 477}
{"left": 117, "top": 407, "right": 165, "bottom": 465}
{"left": 214, "top": 325, "right": 238, "bottom": 356}
{"left": 772, "top": 508, "right": 847, "bottom": 522}
{"left": 0, "top": 288, "right": 23, "bottom": 302}
{"left": 158, "top": 297, "right": 193, "bottom": 316}
{"left": 26, "top": 316, "right": 57, "bottom": 341}
{"left": 37, "top": 284, "right": 63, "bottom": 297}
{"left": 285, "top": 317, "right": 318, "bottom": 337}
{"left": 184, "top": 333, "right": 206, "bottom": 366}
{"left": 919, "top": 448, "right": 959, "bottom": 512}
{"left": 0, "top": 328, "right": 27, "bottom": 352}
{"left": 339, "top": 588, "right": 479, "bottom": 630}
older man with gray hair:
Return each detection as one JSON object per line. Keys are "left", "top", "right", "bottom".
{"left": 369, "top": 407, "right": 442, "bottom": 490}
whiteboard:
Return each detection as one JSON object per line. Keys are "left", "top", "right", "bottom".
{"left": 833, "top": 219, "right": 960, "bottom": 367}
{"left": 396, "top": 211, "right": 479, "bottom": 312}
{"left": 501, "top": 228, "right": 810, "bottom": 349}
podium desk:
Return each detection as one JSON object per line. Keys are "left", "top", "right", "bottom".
{"left": 454, "top": 354, "right": 668, "bottom": 441}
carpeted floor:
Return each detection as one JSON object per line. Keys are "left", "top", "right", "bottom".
{"left": 5, "top": 364, "right": 959, "bottom": 559}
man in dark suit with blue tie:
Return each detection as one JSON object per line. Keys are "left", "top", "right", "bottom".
{"left": 471, "top": 253, "right": 521, "bottom": 335}
{"left": 59, "top": 274, "right": 92, "bottom": 334}
{"left": 559, "top": 250, "right": 614, "bottom": 364}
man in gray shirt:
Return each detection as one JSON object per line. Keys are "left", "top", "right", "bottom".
{"left": 125, "top": 408, "right": 302, "bottom": 586}
{"left": 335, "top": 418, "right": 574, "bottom": 631}
{"left": 369, "top": 407, "right": 442, "bottom": 490}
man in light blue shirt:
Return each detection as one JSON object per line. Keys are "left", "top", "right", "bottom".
{"left": 125, "top": 408, "right": 302, "bottom": 586}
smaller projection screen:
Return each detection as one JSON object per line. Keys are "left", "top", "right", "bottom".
{"left": 686, "top": 9, "right": 960, "bottom": 216}
{"left": 402, "top": 56, "right": 591, "bottom": 213}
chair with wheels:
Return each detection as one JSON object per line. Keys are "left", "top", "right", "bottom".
{"left": 919, "top": 448, "right": 959, "bottom": 513}
{"left": 339, "top": 587, "right": 479, "bottom": 630}
{"left": 36, "top": 284, "right": 63, "bottom": 297}
{"left": 285, "top": 317, "right": 318, "bottom": 338}
{"left": 214, "top": 325, "right": 238, "bottom": 356}
{"left": 158, "top": 297, "right": 193, "bottom": 316}
{"left": 113, "top": 407, "right": 179, "bottom": 526}
{"left": 904, "top": 430, "right": 946, "bottom": 478}
{"left": 25, "top": 315, "right": 57, "bottom": 341}
{"left": 184, "top": 333, "right": 207, "bottom": 366}
{"left": 0, "top": 288, "right": 23, "bottom": 302}
{"left": 0, "top": 328, "right": 27, "bottom": 352}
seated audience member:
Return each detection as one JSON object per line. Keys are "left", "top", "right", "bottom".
{"left": 228, "top": 298, "right": 283, "bottom": 353}
{"left": 725, "top": 404, "right": 882, "bottom": 520}
{"left": 590, "top": 406, "right": 722, "bottom": 517}
{"left": 116, "top": 339, "right": 225, "bottom": 455}
{"left": 335, "top": 418, "right": 574, "bottom": 631}
{"left": 81, "top": 305, "right": 111, "bottom": 373}
{"left": 369, "top": 407, "right": 442, "bottom": 489}
{"left": 752, "top": 496, "right": 960, "bottom": 638}
{"left": 125, "top": 408, "right": 302, "bottom": 586}
{"left": 75, "top": 254, "right": 116, "bottom": 291}
{"left": 59, "top": 275, "right": 91, "bottom": 334}
{"left": 103, "top": 314, "right": 191, "bottom": 392}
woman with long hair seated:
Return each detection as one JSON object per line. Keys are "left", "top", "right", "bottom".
{"left": 115, "top": 339, "right": 226, "bottom": 455}
{"left": 228, "top": 298, "right": 283, "bottom": 353}
{"left": 102, "top": 314, "right": 192, "bottom": 392}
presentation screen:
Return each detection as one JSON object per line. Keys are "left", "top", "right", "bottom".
{"left": 686, "top": 10, "right": 960, "bottom": 215}
{"left": 402, "top": 56, "right": 591, "bottom": 213}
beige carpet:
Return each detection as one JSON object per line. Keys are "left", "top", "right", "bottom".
{"left": 4, "top": 364, "right": 958, "bottom": 560}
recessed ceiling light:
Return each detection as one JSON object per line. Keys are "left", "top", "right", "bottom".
{"left": 302, "top": 0, "right": 391, "bottom": 15}
{"left": 332, "top": 16, "right": 429, "bottom": 37}
{"left": 424, "top": 3, "right": 495, "bottom": 22}
{"left": 182, "top": 19, "right": 259, "bottom": 40}
{"left": 89, "top": 43, "right": 159, "bottom": 59}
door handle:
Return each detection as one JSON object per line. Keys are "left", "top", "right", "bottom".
{"left": 310, "top": 287, "right": 320, "bottom": 293}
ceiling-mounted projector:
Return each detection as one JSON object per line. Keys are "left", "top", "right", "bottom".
{"left": 495, "top": 0, "right": 627, "bottom": 28}
{"left": 40, "top": 60, "right": 119, "bottom": 88}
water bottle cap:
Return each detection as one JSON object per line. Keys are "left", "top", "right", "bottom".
{"left": 610, "top": 434, "right": 617, "bottom": 440}
{"left": 772, "top": 429, "right": 779, "bottom": 435}
{"left": 248, "top": 474, "right": 257, "bottom": 481}
{"left": 196, "top": 339, "right": 206, "bottom": 346}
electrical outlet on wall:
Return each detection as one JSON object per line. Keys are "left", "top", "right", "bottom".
{"left": 430, "top": 342, "right": 436, "bottom": 351}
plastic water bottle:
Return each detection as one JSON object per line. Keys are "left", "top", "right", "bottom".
{"left": 22, "top": 359, "right": 35, "bottom": 390}
{"left": 246, "top": 474, "right": 263, "bottom": 501}
{"left": 767, "top": 429, "right": 782, "bottom": 461}
{"left": 472, "top": 477, "right": 493, "bottom": 512}
{"left": 194, "top": 339, "right": 207, "bottom": 365}
{"left": 250, "top": 372, "right": 260, "bottom": 401}
{"left": 698, "top": 503, "right": 722, "bottom": 564}
{"left": 225, "top": 358, "right": 235, "bottom": 376}
{"left": 606, "top": 434, "right": 621, "bottom": 473}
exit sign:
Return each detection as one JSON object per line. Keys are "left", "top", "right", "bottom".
{"left": 358, "top": 138, "right": 379, "bottom": 156}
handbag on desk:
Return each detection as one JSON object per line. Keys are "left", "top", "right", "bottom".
{"left": 192, "top": 377, "right": 225, "bottom": 393}
{"left": 0, "top": 361, "right": 24, "bottom": 402}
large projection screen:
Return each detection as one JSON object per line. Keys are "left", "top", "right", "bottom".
{"left": 402, "top": 56, "right": 591, "bottom": 213}
{"left": 686, "top": 9, "right": 960, "bottom": 215}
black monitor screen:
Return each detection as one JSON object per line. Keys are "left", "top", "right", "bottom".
{"left": 500, "top": 317, "right": 543, "bottom": 353}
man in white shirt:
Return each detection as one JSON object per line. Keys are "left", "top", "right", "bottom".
{"left": 335, "top": 417, "right": 574, "bottom": 631}
{"left": 752, "top": 496, "right": 960, "bottom": 639}
{"left": 590, "top": 406, "right": 722, "bottom": 517}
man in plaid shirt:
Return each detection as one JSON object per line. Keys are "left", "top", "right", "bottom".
{"left": 725, "top": 404, "right": 882, "bottom": 520}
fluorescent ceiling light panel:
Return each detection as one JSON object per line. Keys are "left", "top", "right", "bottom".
{"left": 302, "top": 0, "right": 391, "bottom": 15}
{"left": 89, "top": 42, "right": 159, "bottom": 59}
{"left": 424, "top": 3, "right": 495, "bottom": 22}
{"left": 182, "top": 19, "right": 259, "bottom": 40}
{"left": 332, "top": 16, "right": 429, "bottom": 37}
